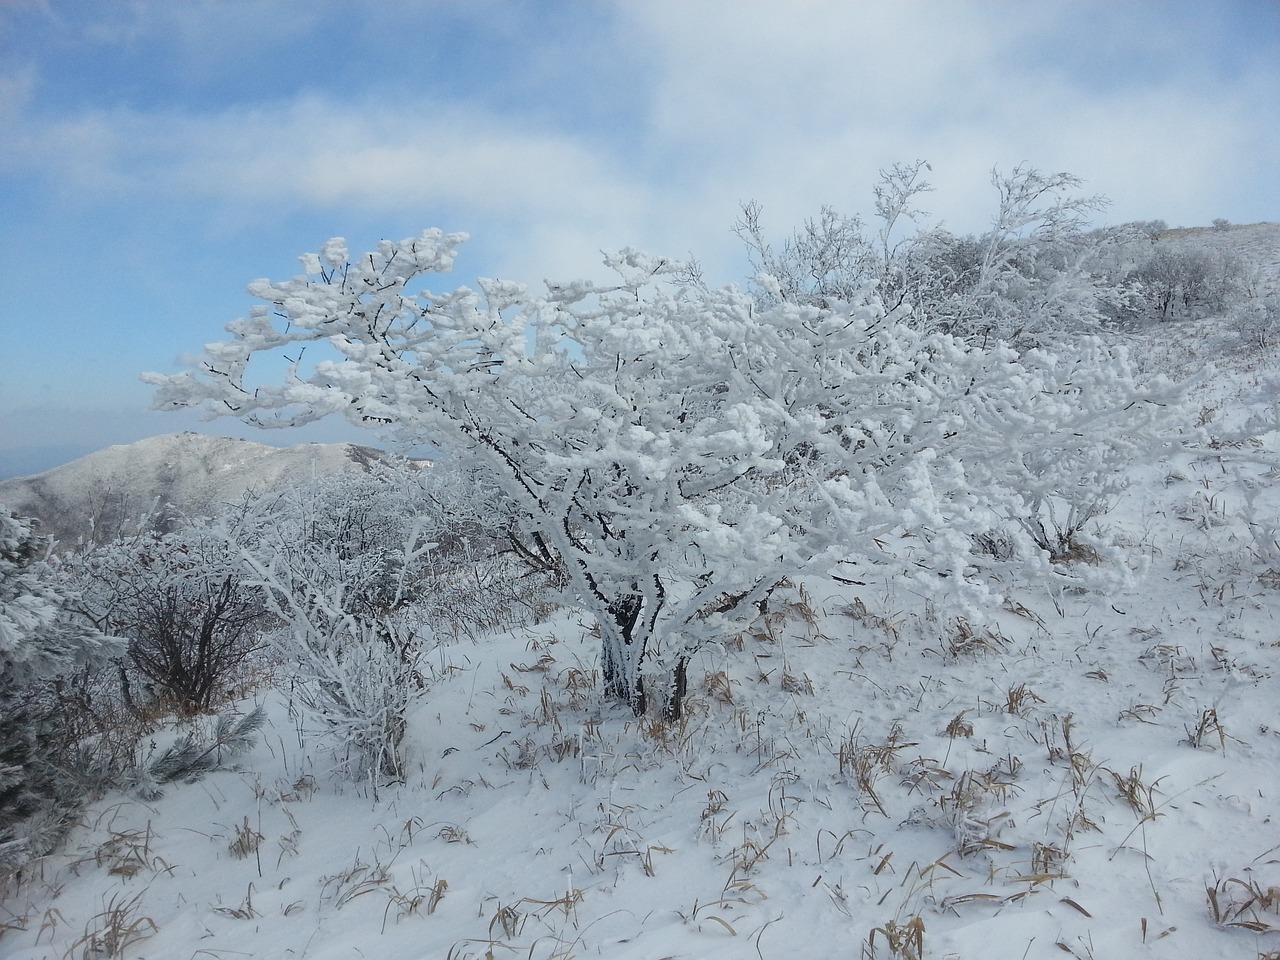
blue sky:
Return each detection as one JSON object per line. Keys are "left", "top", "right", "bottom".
{"left": 1, "top": 0, "right": 1277, "bottom": 478}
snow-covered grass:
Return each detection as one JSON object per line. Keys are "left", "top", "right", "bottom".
{"left": 4, "top": 329, "right": 1280, "bottom": 960}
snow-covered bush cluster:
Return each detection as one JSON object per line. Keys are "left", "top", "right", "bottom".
{"left": 1, "top": 458, "right": 551, "bottom": 876}
{"left": 235, "top": 461, "right": 564, "bottom": 786}
{"left": 0, "top": 509, "right": 122, "bottom": 870}
{"left": 2, "top": 511, "right": 282, "bottom": 877}
{"left": 735, "top": 163, "right": 1128, "bottom": 345}
{"left": 240, "top": 469, "right": 439, "bottom": 786}
{"left": 143, "top": 167, "right": 1192, "bottom": 723}
{"left": 737, "top": 164, "right": 1267, "bottom": 343}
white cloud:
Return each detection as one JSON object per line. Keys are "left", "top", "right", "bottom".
{"left": 0, "top": 91, "right": 663, "bottom": 282}
{"left": 7, "top": 95, "right": 640, "bottom": 216}
{"left": 616, "top": 0, "right": 1279, "bottom": 232}
{"left": 1, "top": 0, "right": 1276, "bottom": 286}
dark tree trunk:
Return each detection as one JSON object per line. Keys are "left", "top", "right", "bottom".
{"left": 602, "top": 594, "right": 644, "bottom": 712}
{"left": 601, "top": 640, "right": 630, "bottom": 703}
{"left": 662, "top": 656, "right": 689, "bottom": 722}
{"left": 599, "top": 593, "right": 688, "bottom": 721}
{"left": 117, "top": 660, "right": 135, "bottom": 711}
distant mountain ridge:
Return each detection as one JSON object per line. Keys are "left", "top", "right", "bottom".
{"left": 0, "top": 432, "right": 401, "bottom": 547}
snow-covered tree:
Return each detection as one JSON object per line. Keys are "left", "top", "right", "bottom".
{"left": 947, "top": 165, "right": 1117, "bottom": 341}
{"left": 1, "top": 507, "right": 122, "bottom": 870}
{"left": 1123, "top": 244, "right": 1255, "bottom": 323}
{"left": 145, "top": 226, "right": 1183, "bottom": 720}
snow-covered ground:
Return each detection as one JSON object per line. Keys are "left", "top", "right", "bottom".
{"left": 3, "top": 317, "right": 1279, "bottom": 960}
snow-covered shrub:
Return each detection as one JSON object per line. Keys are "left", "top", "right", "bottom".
{"left": 246, "top": 459, "right": 548, "bottom": 641}
{"left": 245, "top": 546, "right": 430, "bottom": 787}
{"left": 956, "top": 338, "right": 1187, "bottom": 575}
{"left": 933, "top": 165, "right": 1121, "bottom": 343}
{"left": 1229, "top": 292, "right": 1280, "bottom": 352}
{"left": 0, "top": 507, "right": 122, "bottom": 872}
{"left": 240, "top": 473, "right": 438, "bottom": 784}
{"left": 65, "top": 523, "right": 271, "bottom": 715}
{"left": 245, "top": 465, "right": 434, "bottom": 621}
{"left": 238, "top": 461, "right": 548, "bottom": 781}
{"left": 1126, "top": 245, "right": 1255, "bottom": 322}
{"left": 738, "top": 163, "right": 1126, "bottom": 345}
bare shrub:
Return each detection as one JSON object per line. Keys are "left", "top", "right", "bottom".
{"left": 67, "top": 524, "right": 269, "bottom": 715}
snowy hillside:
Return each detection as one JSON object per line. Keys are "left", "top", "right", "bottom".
{"left": 2, "top": 322, "right": 1279, "bottom": 960}
{"left": 0, "top": 433, "right": 400, "bottom": 547}
{"left": 1159, "top": 221, "right": 1280, "bottom": 294}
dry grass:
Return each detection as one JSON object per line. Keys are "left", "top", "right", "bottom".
{"left": 864, "top": 915, "right": 925, "bottom": 960}
{"left": 1030, "top": 841, "right": 1068, "bottom": 878}
{"left": 227, "top": 815, "right": 264, "bottom": 861}
{"left": 1107, "top": 765, "right": 1163, "bottom": 819}
{"left": 699, "top": 789, "right": 733, "bottom": 845}
{"left": 746, "top": 578, "right": 820, "bottom": 644}
{"left": 704, "top": 670, "right": 737, "bottom": 705}
{"left": 1186, "top": 706, "right": 1229, "bottom": 751}
{"left": 319, "top": 855, "right": 395, "bottom": 909}
{"left": 779, "top": 670, "right": 815, "bottom": 695}
{"left": 212, "top": 883, "right": 261, "bottom": 920}
{"left": 943, "top": 769, "right": 1017, "bottom": 857}
{"left": 64, "top": 892, "right": 157, "bottom": 959}
{"left": 838, "top": 723, "right": 914, "bottom": 816}
{"left": 942, "top": 710, "right": 973, "bottom": 739}
{"left": 77, "top": 820, "right": 171, "bottom": 880}
{"left": 1206, "top": 873, "right": 1280, "bottom": 932}
{"left": 939, "top": 618, "right": 1008, "bottom": 658}
{"left": 1003, "top": 682, "right": 1045, "bottom": 716}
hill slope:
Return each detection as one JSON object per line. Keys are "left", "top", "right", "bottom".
{"left": 1157, "top": 220, "right": 1280, "bottom": 294}
{"left": 0, "top": 432, "right": 398, "bottom": 546}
